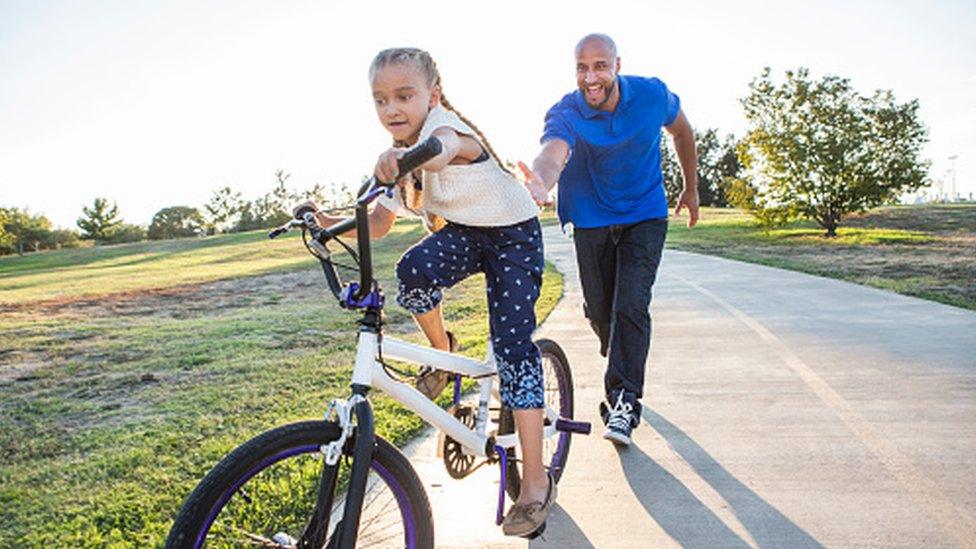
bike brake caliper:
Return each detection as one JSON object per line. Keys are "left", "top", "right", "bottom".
{"left": 321, "top": 395, "right": 364, "bottom": 466}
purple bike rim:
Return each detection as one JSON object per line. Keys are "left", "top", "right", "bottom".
{"left": 195, "top": 443, "right": 417, "bottom": 548}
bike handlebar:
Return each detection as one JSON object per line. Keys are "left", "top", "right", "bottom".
{"left": 268, "top": 136, "right": 444, "bottom": 305}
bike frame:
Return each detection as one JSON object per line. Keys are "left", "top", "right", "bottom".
{"left": 352, "top": 330, "right": 564, "bottom": 458}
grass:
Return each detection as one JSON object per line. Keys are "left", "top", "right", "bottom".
{"left": 0, "top": 230, "right": 319, "bottom": 305}
{"left": 665, "top": 204, "right": 976, "bottom": 310}
{"left": 0, "top": 220, "right": 564, "bottom": 547}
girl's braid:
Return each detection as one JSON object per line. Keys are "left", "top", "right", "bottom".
{"left": 370, "top": 47, "right": 513, "bottom": 175}
{"left": 369, "top": 47, "right": 512, "bottom": 231}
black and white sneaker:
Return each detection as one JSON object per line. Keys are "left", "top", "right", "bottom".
{"left": 599, "top": 391, "right": 638, "bottom": 446}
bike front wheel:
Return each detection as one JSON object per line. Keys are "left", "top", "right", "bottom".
{"left": 166, "top": 420, "right": 434, "bottom": 549}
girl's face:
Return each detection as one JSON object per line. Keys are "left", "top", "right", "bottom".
{"left": 371, "top": 63, "right": 439, "bottom": 145}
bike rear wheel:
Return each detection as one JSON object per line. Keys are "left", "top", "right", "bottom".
{"left": 166, "top": 420, "right": 434, "bottom": 549}
{"left": 499, "top": 338, "right": 574, "bottom": 501}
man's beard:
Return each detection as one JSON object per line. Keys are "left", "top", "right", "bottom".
{"left": 582, "top": 78, "right": 617, "bottom": 110}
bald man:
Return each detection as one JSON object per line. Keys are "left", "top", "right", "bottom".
{"left": 520, "top": 33, "right": 699, "bottom": 446}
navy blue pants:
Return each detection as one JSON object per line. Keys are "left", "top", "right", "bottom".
{"left": 396, "top": 218, "right": 545, "bottom": 409}
{"left": 572, "top": 218, "right": 668, "bottom": 406}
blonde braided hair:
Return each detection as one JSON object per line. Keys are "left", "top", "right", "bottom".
{"left": 369, "top": 47, "right": 513, "bottom": 231}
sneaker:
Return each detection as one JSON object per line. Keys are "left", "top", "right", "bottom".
{"left": 501, "top": 472, "right": 557, "bottom": 537}
{"left": 599, "top": 391, "right": 639, "bottom": 446}
{"left": 415, "top": 331, "right": 458, "bottom": 399}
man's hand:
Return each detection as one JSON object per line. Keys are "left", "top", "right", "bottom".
{"left": 516, "top": 161, "right": 554, "bottom": 207}
{"left": 674, "top": 188, "right": 700, "bottom": 228}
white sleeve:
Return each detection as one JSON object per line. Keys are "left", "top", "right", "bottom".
{"left": 376, "top": 190, "right": 401, "bottom": 214}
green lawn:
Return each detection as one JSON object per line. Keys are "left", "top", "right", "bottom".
{"left": 665, "top": 204, "right": 976, "bottom": 310}
{"left": 0, "top": 230, "right": 320, "bottom": 305}
{"left": 0, "top": 221, "right": 563, "bottom": 547}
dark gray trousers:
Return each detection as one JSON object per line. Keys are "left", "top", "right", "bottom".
{"left": 572, "top": 218, "right": 668, "bottom": 402}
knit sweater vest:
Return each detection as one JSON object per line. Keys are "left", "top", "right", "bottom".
{"left": 380, "top": 105, "right": 539, "bottom": 228}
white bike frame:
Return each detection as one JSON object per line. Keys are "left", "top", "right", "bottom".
{"left": 350, "top": 331, "right": 562, "bottom": 458}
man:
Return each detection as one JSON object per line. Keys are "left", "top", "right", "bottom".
{"left": 520, "top": 33, "right": 699, "bottom": 446}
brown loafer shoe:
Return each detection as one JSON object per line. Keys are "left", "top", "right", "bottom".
{"left": 501, "top": 473, "right": 557, "bottom": 537}
{"left": 415, "top": 331, "right": 458, "bottom": 399}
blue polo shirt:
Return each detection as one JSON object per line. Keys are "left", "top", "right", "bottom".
{"left": 541, "top": 75, "right": 680, "bottom": 229}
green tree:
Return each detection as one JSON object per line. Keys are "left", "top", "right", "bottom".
{"left": 148, "top": 206, "right": 204, "bottom": 240}
{"left": 42, "top": 229, "right": 82, "bottom": 250}
{"left": 1, "top": 207, "right": 53, "bottom": 255}
{"left": 733, "top": 67, "right": 929, "bottom": 236}
{"left": 263, "top": 170, "right": 297, "bottom": 227}
{"left": 0, "top": 209, "right": 10, "bottom": 252}
{"left": 103, "top": 223, "right": 146, "bottom": 244}
{"left": 204, "top": 186, "right": 243, "bottom": 235}
{"left": 662, "top": 128, "right": 740, "bottom": 207}
{"left": 77, "top": 197, "right": 122, "bottom": 241}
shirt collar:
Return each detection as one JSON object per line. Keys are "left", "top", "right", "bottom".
{"left": 574, "top": 75, "right": 630, "bottom": 119}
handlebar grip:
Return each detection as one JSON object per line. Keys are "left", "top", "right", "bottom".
{"left": 315, "top": 216, "right": 357, "bottom": 243}
{"left": 396, "top": 136, "right": 443, "bottom": 175}
{"left": 268, "top": 226, "right": 287, "bottom": 239}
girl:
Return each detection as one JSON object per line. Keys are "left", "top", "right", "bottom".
{"left": 304, "top": 47, "right": 555, "bottom": 537}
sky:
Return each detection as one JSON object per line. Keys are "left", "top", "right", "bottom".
{"left": 1, "top": 0, "right": 974, "bottom": 228}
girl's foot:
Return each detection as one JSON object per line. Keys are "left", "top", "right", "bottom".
{"left": 501, "top": 472, "right": 557, "bottom": 537}
{"left": 415, "top": 331, "right": 458, "bottom": 399}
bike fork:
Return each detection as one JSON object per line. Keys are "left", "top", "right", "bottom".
{"left": 336, "top": 389, "right": 375, "bottom": 549}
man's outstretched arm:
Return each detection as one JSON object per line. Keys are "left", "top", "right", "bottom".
{"left": 518, "top": 139, "right": 571, "bottom": 207}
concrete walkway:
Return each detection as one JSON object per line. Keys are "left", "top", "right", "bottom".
{"left": 407, "top": 225, "right": 976, "bottom": 548}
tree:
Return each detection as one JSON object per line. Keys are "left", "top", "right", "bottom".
{"left": 42, "top": 229, "right": 80, "bottom": 250}
{"left": 77, "top": 197, "right": 122, "bottom": 241}
{"left": 148, "top": 206, "right": 204, "bottom": 240}
{"left": 263, "top": 170, "right": 297, "bottom": 227}
{"left": 733, "top": 67, "right": 929, "bottom": 236}
{"left": 103, "top": 223, "right": 146, "bottom": 244}
{"left": 661, "top": 128, "right": 741, "bottom": 207}
{"left": 204, "top": 186, "right": 243, "bottom": 235}
{"left": 0, "top": 207, "right": 53, "bottom": 255}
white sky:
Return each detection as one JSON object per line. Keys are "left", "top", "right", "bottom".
{"left": 1, "top": 0, "right": 974, "bottom": 228}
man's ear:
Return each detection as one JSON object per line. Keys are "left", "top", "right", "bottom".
{"left": 615, "top": 56, "right": 621, "bottom": 74}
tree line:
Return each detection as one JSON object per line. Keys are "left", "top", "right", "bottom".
{"left": 2, "top": 66, "right": 930, "bottom": 256}
{"left": 0, "top": 171, "right": 354, "bottom": 256}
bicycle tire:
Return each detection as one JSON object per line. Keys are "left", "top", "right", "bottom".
{"left": 166, "top": 420, "right": 434, "bottom": 549}
{"left": 499, "top": 338, "right": 574, "bottom": 501}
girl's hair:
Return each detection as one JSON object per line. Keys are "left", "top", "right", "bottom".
{"left": 369, "top": 47, "right": 512, "bottom": 231}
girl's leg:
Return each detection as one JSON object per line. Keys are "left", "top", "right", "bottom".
{"left": 479, "top": 219, "right": 550, "bottom": 506}
{"left": 514, "top": 408, "right": 549, "bottom": 504}
{"left": 414, "top": 304, "right": 451, "bottom": 350}
{"left": 396, "top": 224, "right": 483, "bottom": 395}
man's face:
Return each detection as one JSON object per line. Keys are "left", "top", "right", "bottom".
{"left": 576, "top": 40, "right": 620, "bottom": 111}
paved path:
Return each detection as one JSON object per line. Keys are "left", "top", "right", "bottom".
{"left": 407, "top": 225, "right": 976, "bottom": 548}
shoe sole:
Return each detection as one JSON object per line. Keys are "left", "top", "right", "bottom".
{"left": 603, "top": 429, "right": 632, "bottom": 446}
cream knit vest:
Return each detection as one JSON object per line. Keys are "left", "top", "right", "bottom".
{"left": 413, "top": 105, "right": 539, "bottom": 227}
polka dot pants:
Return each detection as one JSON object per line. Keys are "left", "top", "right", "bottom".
{"left": 395, "top": 218, "right": 545, "bottom": 409}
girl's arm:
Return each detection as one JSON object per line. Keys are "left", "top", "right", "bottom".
{"left": 419, "top": 127, "right": 484, "bottom": 172}
{"left": 294, "top": 201, "right": 397, "bottom": 240}
{"left": 375, "top": 129, "right": 482, "bottom": 181}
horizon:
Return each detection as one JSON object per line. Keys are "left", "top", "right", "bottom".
{"left": 1, "top": 0, "right": 974, "bottom": 229}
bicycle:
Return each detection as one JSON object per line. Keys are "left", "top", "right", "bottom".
{"left": 165, "top": 138, "right": 590, "bottom": 548}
